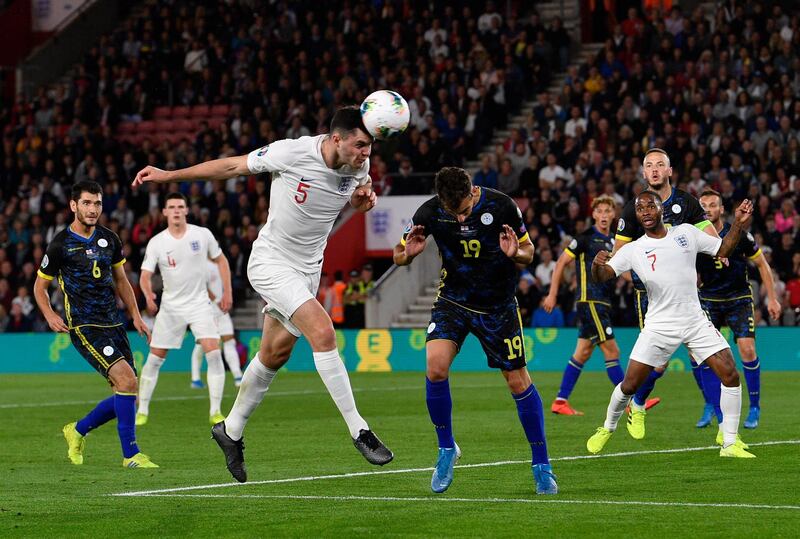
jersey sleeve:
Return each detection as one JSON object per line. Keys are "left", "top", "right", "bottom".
{"left": 111, "top": 232, "right": 126, "bottom": 268}
{"left": 688, "top": 224, "right": 723, "bottom": 256}
{"left": 564, "top": 234, "right": 586, "bottom": 259}
{"left": 743, "top": 231, "right": 761, "bottom": 259}
{"left": 504, "top": 198, "right": 529, "bottom": 243}
{"left": 685, "top": 196, "right": 712, "bottom": 231}
{"left": 607, "top": 243, "right": 633, "bottom": 276}
{"left": 615, "top": 200, "right": 640, "bottom": 242}
{"left": 246, "top": 139, "right": 297, "bottom": 174}
{"left": 141, "top": 239, "right": 159, "bottom": 273}
{"left": 205, "top": 228, "right": 223, "bottom": 259}
{"left": 38, "top": 236, "right": 64, "bottom": 281}
{"left": 400, "top": 203, "right": 434, "bottom": 246}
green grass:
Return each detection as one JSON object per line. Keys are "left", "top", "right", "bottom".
{"left": 1, "top": 370, "right": 799, "bottom": 537}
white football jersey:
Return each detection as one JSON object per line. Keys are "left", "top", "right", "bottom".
{"left": 206, "top": 259, "right": 223, "bottom": 305}
{"left": 608, "top": 224, "right": 722, "bottom": 329}
{"left": 141, "top": 224, "right": 222, "bottom": 311}
{"left": 247, "top": 135, "right": 369, "bottom": 273}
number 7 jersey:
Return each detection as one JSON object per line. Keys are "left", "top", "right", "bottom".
{"left": 401, "top": 187, "right": 529, "bottom": 312}
{"left": 247, "top": 135, "right": 370, "bottom": 273}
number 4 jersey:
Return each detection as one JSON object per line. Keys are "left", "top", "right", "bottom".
{"left": 38, "top": 225, "right": 126, "bottom": 328}
{"left": 401, "top": 187, "right": 529, "bottom": 312}
{"left": 247, "top": 135, "right": 370, "bottom": 273}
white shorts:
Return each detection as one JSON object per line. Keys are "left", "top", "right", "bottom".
{"left": 247, "top": 259, "right": 321, "bottom": 338}
{"left": 630, "top": 318, "right": 730, "bottom": 369}
{"left": 150, "top": 302, "right": 219, "bottom": 349}
{"left": 211, "top": 303, "right": 234, "bottom": 336}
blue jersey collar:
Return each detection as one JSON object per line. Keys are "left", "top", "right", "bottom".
{"left": 67, "top": 225, "right": 96, "bottom": 243}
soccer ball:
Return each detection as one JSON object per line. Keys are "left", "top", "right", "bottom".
{"left": 360, "top": 90, "right": 410, "bottom": 140}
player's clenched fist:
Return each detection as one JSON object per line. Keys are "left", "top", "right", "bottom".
{"left": 133, "top": 165, "right": 171, "bottom": 187}
{"left": 593, "top": 249, "right": 611, "bottom": 266}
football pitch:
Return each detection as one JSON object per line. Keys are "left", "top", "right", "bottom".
{"left": 2, "top": 371, "right": 799, "bottom": 537}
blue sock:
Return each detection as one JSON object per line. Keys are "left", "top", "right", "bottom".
{"left": 513, "top": 384, "right": 549, "bottom": 465}
{"left": 701, "top": 365, "right": 723, "bottom": 422}
{"left": 604, "top": 358, "right": 624, "bottom": 386}
{"left": 426, "top": 378, "right": 454, "bottom": 449}
{"left": 690, "top": 359, "right": 709, "bottom": 403}
{"left": 75, "top": 396, "right": 117, "bottom": 436}
{"left": 633, "top": 369, "right": 663, "bottom": 407}
{"left": 114, "top": 393, "right": 140, "bottom": 458}
{"left": 742, "top": 358, "right": 760, "bottom": 408}
{"left": 556, "top": 358, "right": 583, "bottom": 400}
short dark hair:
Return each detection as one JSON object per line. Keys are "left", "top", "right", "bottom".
{"left": 435, "top": 167, "right": 472, "bottom": 211}
{"left": 70, "top": 180, "right": 102, "bottom": 201}
{"left": 164, "top": 192, "right": 188, "bottom": 207}
{"left": 635, "top": 190, "right": 663, "bottom": 205}
{"left": 699, "top": 188, "right": 722, "bottom": 203}
{"left": 330, "top": 106, "right": 371, "bottom": 139}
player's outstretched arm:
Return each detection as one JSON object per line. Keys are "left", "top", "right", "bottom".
{"left": 33, "top": 276, "right": 69, "bottom": 332}
{"left": 591, "top": 250, "right": 616, "bottom": 283}
{"left": 113, "top": 265, "right": 151, "bottom": 342}
{"left": 544, "top": 250, "right": 574, "bottom": 313}
{"left": 350, "top": 179, "right": 377, "bottom": 213}
{"left": 717, "top": 199, "right": 754, "bottom": 258}
{"left": 132, "top": 155, "right": 250, "bottom": 187}
{"left": 393, "top": 225, "right": 426, "bottom": 266}
{"left": 752, "top": 253, "right": 782, "bottom": 320}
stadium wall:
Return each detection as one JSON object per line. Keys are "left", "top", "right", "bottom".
{"left": 2, "top": 328, "right": 798, "bottom": 374}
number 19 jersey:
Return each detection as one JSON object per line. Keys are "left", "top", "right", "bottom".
{"left": 247, "top": 135, "right": 370, "bottom": 274}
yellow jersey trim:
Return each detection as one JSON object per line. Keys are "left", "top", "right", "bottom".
{"left": 564, "top": 249, "right": 576, "bottom": 259}
{"left": 700, "top": 294, "right": 753, "bottom": 302}
{"left": 518, "top": 232, "right": 530, "bottom": 244}
{"left": 615, "top": 234, "right": 633, "bottom": 242}
{"left": 747, "top": 249, "right": 762, "bottom": 261}
{"left": 437, "top": 295, "right": 491, "bottom": 315}
{"left": 112, "top": 258, "right": 127, "bottom": 268}
{"left": 579, "top": 253, "right": 587, "bottom": 302}
{"left": 37, "top": 270, "right": 54, "bottom": 281}
{"left": 588, "top": 302, "right": 607, "bottom": 343}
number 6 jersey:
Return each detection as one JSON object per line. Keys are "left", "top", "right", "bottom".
{"left": 37, "top": 225, "right": 126, "bottom": 328}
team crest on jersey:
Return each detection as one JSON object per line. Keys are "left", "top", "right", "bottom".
{"left": 191, "top": 241, "right": 201, "bottom": 252}
{"left": 338, "top": 177, "right": 354, "bottom": 193}
{"left": 672, "top": 204, "right": 682, "bottom": 214}
{"left": 617, "top": 218, "right": 625, "bottom": 231}
{"left": 98, "top": 238, "right": 108, "bottom": 248}
{"left": 256, "top": 145, "right": 269, "bottom": 156}
{"left": 480, "top": 213, "right": 493, "bottom": 225}
{"left": 674, "top": 234, "right": 689, "bottom": 248}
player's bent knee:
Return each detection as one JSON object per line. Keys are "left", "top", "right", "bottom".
{"left": 426, "top": 361, "right": 450, "bottom": 382}
{"left": 737, "top": 340, "right": 756, "bottom": 361}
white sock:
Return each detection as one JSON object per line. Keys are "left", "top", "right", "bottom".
{"left": 205, "top": 349, "right": 225, "bottom": 416}
{"left": 313, "top": 349, "right": 368, "bottom": 438}
{"left": 190, "top": 343, "right": 204, "bottom": 381}
{"left": 225, "top": 354, "right": 277, "bottom": 440}
{"left": 138, "top": 353, "right": 165, "bottom": 416}
{"left": 603, "top": 383, "right": 633, "bottom": 432}
{"left": 223, "top": 340, "right": 243, "bottom": 379}
{"left": 720, "top": 384, "right": 742, "bottom": 447}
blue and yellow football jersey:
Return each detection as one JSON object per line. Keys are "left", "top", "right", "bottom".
{"left": 697, "top": 222, "right": 761, "bottom": 300}
{"left": 565, "top": 226, "right": 615, "bottom": 305}
{"left": 401, "top": 187, "right": 529, "bottom": 312}
{"left": 38, "top": 225, "right": 126, "bottom": 328}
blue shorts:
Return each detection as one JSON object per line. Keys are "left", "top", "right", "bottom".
{"left": 701, "top": 296, "right": 755, "bottom": 339}
{"left": 70, "top": 324, "right": 135, "bottom": 379}
{"left": 577, "top": 302, "right": 615, "bottom": 344}
{"left": 426, "top": 298, "right": 526, "bottom": 371}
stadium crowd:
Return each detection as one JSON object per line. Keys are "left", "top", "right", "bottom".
{"left": 0, "top": 0, "right": 798, "bottom": 332}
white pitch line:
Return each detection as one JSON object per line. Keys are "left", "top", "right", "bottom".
{"left": 0, "top": 383, "right": 494, "bottom": 410}
{"left": 111, "top": 439, "right": 800, "bottom": 498}
{"left": 120, "top": 493, "right": 800, "bottom": 511}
